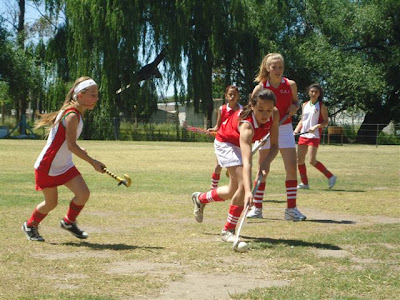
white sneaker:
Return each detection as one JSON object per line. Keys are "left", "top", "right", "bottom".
{"left": 247, "top": 207, "right": 263, "bottom": 219}
{"left": 285, "top": 207, "right": 307, "bottom": 221}
{"left": 221, "top": 229, "right": 236, "bottom": 243}
{"left": 192, "top": 192, "right": 205, "bottom": 223}
{"left": 297, "top": 183, "right": 309, "bottom": 189}
{"left": 328, "top": 175, "right": 337, "bottom": 189}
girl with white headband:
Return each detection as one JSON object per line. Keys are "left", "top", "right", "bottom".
{"left": 22, "top": 76, "right": 106, "bottom": 242}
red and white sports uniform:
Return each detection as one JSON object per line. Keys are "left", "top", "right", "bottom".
{"left": 262, "top": 77, "right": 292, "bottom": 125}
{"left": 257, "top": 77, "right": 296, "bottom": 149}
{"left": 298, "top": 101, "right": 323, "bottom": 147}
{"left": 219, "top": 103, "right": 243, "bottom": 123}
{"left": 215, "top": 110, "right": 272, "bottom": 167}
{"left": 34, "top": 108, "right": 83, "bottom": 190}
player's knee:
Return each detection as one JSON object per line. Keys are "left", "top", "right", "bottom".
{"left": 77, "top": 188, "right": 90, "bottom": 203}
{"left": 309, "top": 158, "right": 317, "bottom": 165}
{"left": 45, "top": 200, "right": 58, "bottom": 211}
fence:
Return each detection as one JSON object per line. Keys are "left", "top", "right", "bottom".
{"left": 117, "top": 120, "right": 400, "bottom": 146}
{"left": 1, "top": 116, "right": 399, "bottom": 145}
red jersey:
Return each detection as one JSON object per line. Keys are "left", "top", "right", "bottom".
{"left": 262, "top": 77, "right": 293, "bottom": 125}
{"left": 220, "top": 103, "right": 242, "bottom": 123}
{"left": 216, "top": 110, "right": 272, "bottom": 147}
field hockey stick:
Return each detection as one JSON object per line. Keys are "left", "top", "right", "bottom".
{"left": 182, "top": 121, "right": 217, "bottom": 137}
{"left": 232, "top": 172, "right": 264, "bottom": 251}
{"left": 103, "top": 168, "right": 132, "bottom": 187}
{"left": 251, "top": 114, "right": 289, "bottom": 154}
{"left": 293, "top": 132, "right": 309, "bottom": 137}
{"left": 116, "top": 84, "right": 131, "bottom": 95}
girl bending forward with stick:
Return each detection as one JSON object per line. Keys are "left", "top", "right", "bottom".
{"left": 22, "top": 77, "right": 105, "bottom": 242}
{"left": 191, "top": 89, "right": 279, "bottom": 242}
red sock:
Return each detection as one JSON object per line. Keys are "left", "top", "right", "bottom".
{"left": 27, "top": 208, "right": 47, "bottom": 227}
{"left": 253, "top": 182, "right": 266, "bottom": 209}
{"left": 211, "top": 172, "right": 220, "bottom": 189}
{"left": 286, "top": 180, "right": 297, "bottom": 208}
{"left": 223, "top": 205, "right": 244, "bottom": 231}
{"left": 64, "top": 201, "right": 84, "bottom": 224}
{"left": 198, "top": 189, "right": 224, "bottom": 203}
{"left": 298, "top": 164, "right": 309, "bottom": 185}
{"left": 314, "top": 161, "right": 333, "bottom": 178}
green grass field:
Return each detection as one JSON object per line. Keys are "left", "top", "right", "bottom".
{"left": 0, "top": 140, "right": 399, "bottom": 299}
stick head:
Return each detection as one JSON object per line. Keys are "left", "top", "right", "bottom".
{"left": 118, "top": 174, "right": 132, "bottom": 187}
{"left": 232, "top": 240, "right": 240, "bottom": 251}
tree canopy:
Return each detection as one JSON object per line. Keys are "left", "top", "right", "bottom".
{"left": 0, "top": 0, "right": 398, "bottom": 142}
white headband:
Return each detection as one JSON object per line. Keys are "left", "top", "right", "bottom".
{"left": 74, "top": 79, "right": 97, "bottom": 95}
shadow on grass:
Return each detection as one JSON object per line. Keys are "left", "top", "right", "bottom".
{"left": 306, "top": 219, "right": 356, "bottom": 224}
{"left": 264, "top": 199, "right": 286, "bottom": 203}
{"left": 241, "top": 236, "right": 342, "bottom": 250}
{"left": 250, "top": 218, "right": 356, "bottom": 225}
{"left": 51, "top": 241, "right": 164, "bottom": 251}
{"left": 327, "top": 189, "right": 365, "bottom": 192}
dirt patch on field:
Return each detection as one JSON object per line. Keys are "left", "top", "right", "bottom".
{"left": 108, "top": 260, "right": 289, "bottom": 300}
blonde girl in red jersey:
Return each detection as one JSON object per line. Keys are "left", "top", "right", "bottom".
{"left": 191, "top": 89, "right": 279, "bottom": 242}
{"left": 247, "top": 53, "right": 306, "bottom": 221}
{"left": 208, "top": 85, "right": 242, "bottom": 189}
{"left": 294, "top": 83, "right": 337, "bottom": 189}
{"left": 22, "top": 77, "right": 106, "bottom": 242}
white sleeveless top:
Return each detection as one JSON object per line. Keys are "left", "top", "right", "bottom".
{"left": 300, "top": 101, "right": 321, "bottom": 139}
{"left": 34, "top": 108, "right": 83, "bottom": 176}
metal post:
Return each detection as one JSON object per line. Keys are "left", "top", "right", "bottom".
{"left": 376, "top": 124, "right": 379, "bottom": 148}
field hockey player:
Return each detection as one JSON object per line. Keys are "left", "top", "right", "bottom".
{"left": 22, "top": 77, "right": 106, "bottom": 242}
{"left": 207, "top": 85, "right": 242, "bottom": 189}
{"left": 294, "top": 83, "right": 337, "bottom": 189}
{"left": 191, "top": 89, "right": 279, "bottom": 243}
{"left": 247, "top": 52, "right": 306, "bottom": 221}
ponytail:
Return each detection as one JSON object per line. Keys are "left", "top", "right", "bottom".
{"left": 35, "top": 76, "right": 92, "bottom": 129}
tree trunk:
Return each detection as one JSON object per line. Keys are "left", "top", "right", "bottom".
{"left": 17, "top": 0, "right": 27, "bottom": 134}
{"left": 356, "top": 108, "right": 391, "bottom": 144}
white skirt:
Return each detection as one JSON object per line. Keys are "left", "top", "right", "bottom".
{"left": 254, "top": 123, "right": 296, "bottom": 150}
{"left": 214, "top": 139, "right": 243, "bottom": 168}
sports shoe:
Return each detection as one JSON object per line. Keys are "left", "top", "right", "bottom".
{"left": 297, "top": 183, "right": 310, "bottom": 189}
{"left": 60, "top": 219, "right": 88, "bottom": 239}
{"left": 328, "top": 175, "right": 337, "bottom": 189}
{"left": 246, "top": 207, "right": 263, "bottom": 219}
{"left": 22, "top": 221, "right": 45, "bottom": 242}
{"left": 191, "top": 192, "right": 205, "bottom": 223}
{"left": 285, "top": 207, "right": 307, "bottom": 221}
{"left": 221, "top": 229, "right": 236, "bottom": 243}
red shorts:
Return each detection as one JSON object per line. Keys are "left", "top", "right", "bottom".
{"left": 298, "top": 136, "right": 320, "bottom": 148}
{"left": 35, "top": 166, "right": 81, "bottom": 191}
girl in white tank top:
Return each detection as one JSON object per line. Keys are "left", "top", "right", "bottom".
{"left": 294, "top": 83, "right": 337, "bottom": 190}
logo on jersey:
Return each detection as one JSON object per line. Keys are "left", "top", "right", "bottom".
{"left": 280, "top": 89, "right": 291, "bottom": 94}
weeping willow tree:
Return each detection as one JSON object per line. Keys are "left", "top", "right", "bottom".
{"left": 43, "top": 0, "right": 147, "bottom": 139}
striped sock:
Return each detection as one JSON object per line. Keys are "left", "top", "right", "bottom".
{"left": 314, "top": 161, "right": 333, "bottom": 178}
{"left": 253, "top": 182, "right": 266, "bottom": 209}
{"left": 27, "top": 208, "right": 47, "bottom": 227}
{"left": 223, "top": 205, "right": 244, "bottom": 231}
{"left": 211, "top": 172, "right": 220, "bottom": 189}
{"left": 64, "top": 201, "right": 85, "bottom": 224}
{"left": 286, "top": 180, "right": 297, "bottom": 208}
{"left": 198, "top": 189, "right": 224, "bottom": 204}
{"left": 298, "top": 164, "right": 309, "bottom": 185}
